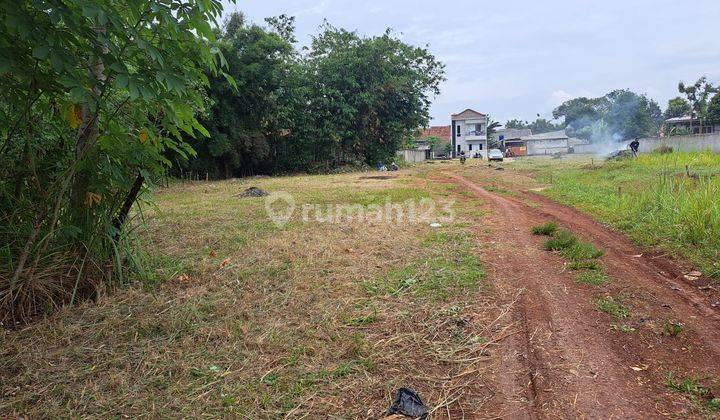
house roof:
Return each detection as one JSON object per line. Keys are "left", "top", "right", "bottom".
{"left": 494, "top": 128, "right": 532, "bottom": 140}
{"left": 416, "top": 125, "right": 451, "bottom": 142}
{"left": 522, "top": 130, "right": 569, "bottom": 141}
{"left": 451, "top": 109, "right": 487, "bottom": 120}
{"left": 665, "top": 115, "right": 694, "bottom": 123}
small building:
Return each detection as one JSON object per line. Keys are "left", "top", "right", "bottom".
{"left": 494, "top": 128, "right": 532, "bottom": 156}
{"left": 451, "top": 109, "right": 488, "bottom": 159}
{"left": 414, "top": 125, "right": 451, "bottom": 158}
{"left": 665, "top": 115, "right": 719, "bottom": 135}
{"left": 522, "top": 130, "right": 570, "bottom": 155}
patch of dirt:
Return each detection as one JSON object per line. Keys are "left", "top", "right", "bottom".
{"left": 444, "top": 170, "right": 720, "bottom": 418}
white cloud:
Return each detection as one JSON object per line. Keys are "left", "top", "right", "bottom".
{"left": 293, "top": 0, "right": 330, "bottom": 17}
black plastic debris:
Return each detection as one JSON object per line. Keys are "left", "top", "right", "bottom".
{"left": 387, "top": 388, "right": 429, "bottom": 419}
{"left": 237, "top": 187, "right": 268, "bottom": 198}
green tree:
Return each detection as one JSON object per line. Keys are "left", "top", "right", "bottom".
{"left": 505, "top": 119, "right": 528, "bottom": 129}
{"left": 303, "top": 24, "right": 444, "bottom": 167}
{"left": 424, "top": 135, "right": 441, "bottom": 153}
{"left": 176, "top": 12, "right": 298, "bottom": 178}
{"left": 0, "top": 0, "right": 228, "bottom": 321}
{"left": 505, "top": 116, "right": 561, "bottom": 134}
{"left": 553, "top": 90, "right": 661, "bottom": 140}
{"left": 678, "top": 76, "right": 717, "bottom": 129}
{"left": 486, "top": 118, "right": 502, "bottom": 148}
{"left": 664, "top": 96, "right": 692, "bottom": 119}
{"left": 707, "top": 93, "right": 720, "bottom": 124}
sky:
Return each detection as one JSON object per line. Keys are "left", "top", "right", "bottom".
{"left": 220, "top": 0, "right": 720, "bottom": 126}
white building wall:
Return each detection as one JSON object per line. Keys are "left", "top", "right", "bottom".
{"left": 453, "top": 118, "right": 488, "bottom": 159}
{"left": 526, "top": 139, "right": 569, "bottom": 155}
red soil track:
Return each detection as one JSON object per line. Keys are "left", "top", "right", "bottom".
{"left": 447, "top": 172, "right": 720, "bottom": 419}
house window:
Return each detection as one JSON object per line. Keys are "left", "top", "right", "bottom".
{"left": 466, "top": 124, "right": 484, "bottom": 136}
{"left": 456, "top": 125, "right": 461, "bottom": 136}
{"left": 468, "top": 144, "right": 473, "bottom": 151}
{"left": 478, "top": 143, "right": 483, "bottom": 150}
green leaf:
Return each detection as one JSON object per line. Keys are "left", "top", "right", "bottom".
{"left": 32, "top": 45, "right": 50, "bottom": 60}
{"left": 50, "top": 50, "right": 63, "bottom": 72}
{"left": 116, "top": 73, "right": 129, "bottom": 88}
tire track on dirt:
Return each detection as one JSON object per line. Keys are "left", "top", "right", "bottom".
{"left": 446, "top": 172, "right": 720, "bottom": 418}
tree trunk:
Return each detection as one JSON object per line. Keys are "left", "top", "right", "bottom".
{"left": 112, "top": 172, "right": 145, "bottom": 242}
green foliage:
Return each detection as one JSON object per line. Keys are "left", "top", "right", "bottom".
{"left": 531, "top": 222, "right": 558, "bottom": 236}
{"left": 181, "top": 19, "right": 445, "bottom": 177}
{"left": 505, "top": 117, "right": 562, "bottom": 134}
{"left": 0, "top": 0, "right": 228, "bottom": 322}
{"left": 575, "top": 271, "right": 610, "bottom": 286}
{"left": 543, "top": 229, "right": 578, "bottom": 251}
{"left": 595, "top": 297, "right": 629, "bottom": 318}
{"left": 664, "top": 96, "right": 692, "bottom": 120}
{"left": 706, "top": 92, "right": 720, "bottom": 124}
{"left": 568, "top": 260, "right": 601, "bottom": 271}
{"left": 666, "top": 372, "right": 718, "bottom": 412}
{"left": 553, "top": 90, "right": 662, "bottom": 140}
{"left": 678, "top": 76, "right": 717, "bottom": 125}
{"left": 538, "top": 152, "right": 720, "bottom": 279}
{"left": 561, "top": 241, "right": 604, "bottom": 261}
{"left": 664, "top": 320, "right": 684, "bottom": 337}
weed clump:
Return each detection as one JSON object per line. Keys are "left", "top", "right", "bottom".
{"left": 666, "top": 372, "right": 719, "bottom": 412}
{"left": 576, "top": 271, "right": 610, "bottom": 285}
{"left": 596, "top": 296, "right": 630, "bottom": 318}
{"left": 543, "top": 229, "right": 578, "bottom": 251}
{"left": 532, "top": 222, "right": 558, "bottom": 236}
{"left": 561, "top": 241, "right": 604, "bottom": 261}
{"left": 664, "top": 320, "right": 684, "bottom": 337}
{"left": 568, "top": 260, "right": 601, "bottom": 271}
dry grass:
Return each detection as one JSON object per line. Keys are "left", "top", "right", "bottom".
{"left": 1, "top": 166, "right": 510, "bottom": 418}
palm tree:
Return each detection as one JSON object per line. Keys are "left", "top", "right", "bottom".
{"left": 486, "top": 118, "right": 502, "bottom": 148}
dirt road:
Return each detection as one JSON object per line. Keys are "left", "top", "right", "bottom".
{"left": 445, "top": 170, "right": 720, "bottom": 418}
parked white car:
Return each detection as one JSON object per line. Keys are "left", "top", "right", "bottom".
{"left": 488, "top": 149, "right": 504, "bottom": 162}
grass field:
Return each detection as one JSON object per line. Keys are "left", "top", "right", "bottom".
{"left": 515, "top": 152, "right": 720, "bottom": 279}
{"left": 1, "top": 169, "right": 506, "bottom": 418}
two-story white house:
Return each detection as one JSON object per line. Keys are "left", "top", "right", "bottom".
{"left": 451, "top": 109, "right": 488, "bottom": 159}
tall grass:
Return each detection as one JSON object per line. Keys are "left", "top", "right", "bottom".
{"left": 540, "top": 152, "right": 720, "bottom": 278}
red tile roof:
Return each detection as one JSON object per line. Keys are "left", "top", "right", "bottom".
{"left": 416, "top": 125, "right": 451, "bottom": 142}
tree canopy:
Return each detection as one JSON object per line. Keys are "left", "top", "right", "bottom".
{"left": 552, "top": 90, "right": 662, "bottom": 141}
{"left": 175, "top": 17, "right": 445, "bottom": 177}
{"left": 0, "top": 0, "right": 228, "bottom": 321}
{"left": 664, "top": 97, "right": 692, "bottom": 120}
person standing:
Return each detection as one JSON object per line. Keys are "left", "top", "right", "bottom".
{"left": 629, "top": 137, "right": 640, "bottom": 157}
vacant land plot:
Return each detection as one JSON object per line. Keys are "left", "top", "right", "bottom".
{"left": 3, "top": 156, "right": 720, "bottom": 418}
{"left": 1, "top": 169, "right": 511, "bottom": 418}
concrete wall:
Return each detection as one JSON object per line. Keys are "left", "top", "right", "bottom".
{"left": 572, "top": 144, "right": 597, "bottom": 154}
{"left": 526, "top": 139, "right": 569, "bottom": 155}
{"left": 637, "top": 133, "right": 720, "bottom": 154}
{"left": 571, "top": 133, "right": 720, "bottom": 155}
{"left": 396, "top": 149, "right": 426, "bottom": 163}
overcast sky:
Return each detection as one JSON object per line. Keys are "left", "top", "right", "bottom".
{"left": 220, "top": 0, "right": 720, "bottom": 125}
